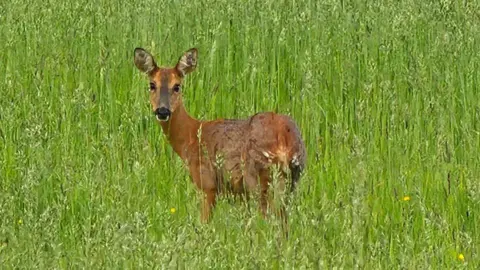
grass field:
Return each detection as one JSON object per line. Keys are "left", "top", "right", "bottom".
{"left": 1, "top": 0, "right": 480, "bottom": 268}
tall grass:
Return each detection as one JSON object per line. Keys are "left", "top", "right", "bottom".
{"left": 0, "top": 0, "right": 479, "bottom": 268}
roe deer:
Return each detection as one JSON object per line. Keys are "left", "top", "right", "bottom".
{"left": 133, "top": 47, "right": 306, "bottom": 226}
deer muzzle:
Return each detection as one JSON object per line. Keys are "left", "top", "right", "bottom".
{"left": 155, "top": 107, "right": 171, "bottom": 122}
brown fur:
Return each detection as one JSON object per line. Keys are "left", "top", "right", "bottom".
{"left": 134, "top": 47, "right": 306, "bottom": 225}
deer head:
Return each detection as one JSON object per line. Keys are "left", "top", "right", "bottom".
{"left": 134, "top": 48, "right": 198, "bottom": 121}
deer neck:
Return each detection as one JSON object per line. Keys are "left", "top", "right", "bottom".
{"left": 159, "top": 100, "right": 200, "bottom": 160}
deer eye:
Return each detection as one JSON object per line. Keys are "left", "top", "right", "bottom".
{"left": 149, "top": 82, "right": 156, "bottom": 91}
{"left": 173, "top": 84, "right": 181, "bottom": 92}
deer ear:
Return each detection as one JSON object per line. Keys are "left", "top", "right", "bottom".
{"left": 134, "top": 48, "right": 157, "bottom": 74}
{"left": 175, "top": 48, "right": 197, "bottom": 77}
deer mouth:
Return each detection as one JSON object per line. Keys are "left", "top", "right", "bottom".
{"left": 156, "top": 114, "right": 170, "bottom": 122}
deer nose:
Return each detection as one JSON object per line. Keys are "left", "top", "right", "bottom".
{"left": 155, "top": 107, "right": 171, "bottom": 121}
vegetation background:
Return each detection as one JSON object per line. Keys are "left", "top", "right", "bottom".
{"left": 0, "top": 0, "right": 479, "bottom": 268}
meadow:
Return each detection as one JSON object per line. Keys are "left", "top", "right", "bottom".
{"left": 1, "top": 0, "right": 479, "bottom": 268}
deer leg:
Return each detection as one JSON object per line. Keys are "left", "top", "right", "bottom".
{"left": 278, "top": 170, "right": 289, "bottom": 238}
{"left": 189, "top": 159, "right": 217, "bottom": 224}
{"left": 270, "top": 169, "right": 289, "bottom": 238}
{"left": 258, "top": 168, "right": 270, "bottom": 218}
{"left": 278, "top": 203, "right": 289, "bottom": 239}
{"left": 201, "top": 189, "right": 217, "bottom": 223}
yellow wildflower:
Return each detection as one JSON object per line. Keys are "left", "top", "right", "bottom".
{"left": 402, "top": 196, "right": 411, "bottom": 201}
{"left": 18, "top": 219, "right": 23, "bottom": 225}
{"left": 170, "top": 207, "right": 176, "bottom": 214}
{"left": 458, "top": 253, "right": 465, "bottom": 262}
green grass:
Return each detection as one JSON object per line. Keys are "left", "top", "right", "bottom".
{"left": 1, "top": 0, "right": 479, "bottom": 268}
